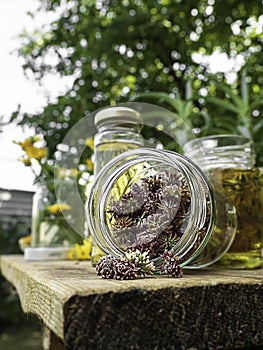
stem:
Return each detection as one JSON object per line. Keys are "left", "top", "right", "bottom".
{"left": 185, "top": 79, "right": 192, "bottom": 99}
{"left": 240, "top": 69, "right": 252, "bottom": 139}
{"left": 241, "top": 69, "right": 248, "bottom": 106}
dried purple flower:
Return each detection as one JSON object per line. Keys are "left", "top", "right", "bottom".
{"left": 96, "top": 250, "right": 156, "bottom": 280}
{"left": 160, "top": 249, "right": 183, "bottom": 278}
{"left": 124, "top": 249, "right": 156, "bottom": 277}
{"left": 113, "top": 258, "right": 138, "bottom": 280}
{"left": 96, "top": 255, "right": 118, "bottom": 279}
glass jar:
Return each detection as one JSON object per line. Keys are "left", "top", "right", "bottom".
{"left": 93, "top": 106, "right": 144, "bottom": 174}
{"left": 184, "top": 134, "right": 263, "bottom": 269}
{"left": 87, "top": 148, "right": 236, "bottom": 269}
{"left": 31, "top": 179, "right": 83, "bottom": 248}
{"left": 90, "top": 106, "right": 145, "bottom": 265}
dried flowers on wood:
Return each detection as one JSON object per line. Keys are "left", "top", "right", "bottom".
{"left": 96, "top": 249, "right": 182, "bottom": 280}
{"left": 96, "top": 249, "right": 155, "bottom": 280}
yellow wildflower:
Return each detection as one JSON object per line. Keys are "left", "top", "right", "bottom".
{"left": 14, "top": 135, "right": 42, "bottom": 150}
{"left": 14, "top": 136, "right": 48, "bottom": 161}
{"left": 86, "top": 158, "right": 94, "bottom": 172}
{"left": 46, "top": 203, "right": 72, "bottom": 214}
{"left": 18, "top": 234, "right": 32, "bottom": 252}
{"left": 25, "top": 145, "right": 48, "bottom": 161}
{"left": 19, "top": 157, "right": 32, "bottom": 166}
{"left": 85, "top": 137, "right": 94, "bottom": 150}
{"left": 68, "top": 236, "right": 92, "bottom": 260}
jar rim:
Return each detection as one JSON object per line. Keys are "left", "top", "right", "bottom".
{"left": 183, "top": 134, "right": 256, "bottom": 170}
{"left": 94, "top": 106, "right": 143, "bottom": 129}
{"left": 184, "top": 134, "right": 253, "bottom": 153}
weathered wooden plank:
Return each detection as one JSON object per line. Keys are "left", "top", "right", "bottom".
{"left": 42, "top": 326, "right": 65, "bottom": 350}
{"left": 0, "top": 255, "right": 262, "bottom": 350}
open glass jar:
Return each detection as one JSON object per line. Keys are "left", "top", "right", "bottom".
{"left": 184, "top": 134, "right": 263, "bottom": 269}
{"left": 87, "top": 148, "right": 236, "bottom": 269}
{"left": 31, "top": 178, "right": 83, "bottom": 248}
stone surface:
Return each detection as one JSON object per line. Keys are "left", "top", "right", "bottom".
{"left": 0, "top": 255, "right": 262, "bottom": 350}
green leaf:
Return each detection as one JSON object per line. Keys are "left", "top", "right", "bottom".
{"left": 253, "top": 118, "right": 263, "bottom": 133}
{"left": 206, "top": 97, "right": 240, "bottom": 113}
{"left": 184, "top": 101, "right": 194, "bottom": 118}
{"left": 217, "top": 84, "right": 247, "bottom": 110}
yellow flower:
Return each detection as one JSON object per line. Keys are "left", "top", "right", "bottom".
{"left": 25, "top": 145, "right": 48, "bottom": 161}
{"left": 18, "top": 234, "right": 32, "bottom": 252}
{"left": 14, "top": 136, "right": 48, "bottom": 161}
{"left": 68, "top": 236, "right": 92, "bottom": 260}
{"left": 19, "top": 157, "right": 32, "bottom": 166}
{"left": 86, "top": 158, "right": 94, "bottom": 172}
{"left": 46, "top": 203, "right": 72, "bottom": 214}
{"left": 85, "top": 137, "right": 94, "bottom": 150}
{"left": 14, "top": 135, "right": 41, "bottom": 149}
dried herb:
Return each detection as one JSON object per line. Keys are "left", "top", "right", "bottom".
{"left": 160, "top": 250, "right": 183, "bottom": 278}
{"left": 96, "top": 250, "right": 155, "bottom": 280}
{"left": 96, "top": 249, "right": 182, "bottom": 280}
{"left": 106, "top": 170, "right": 192, "bottom": 260}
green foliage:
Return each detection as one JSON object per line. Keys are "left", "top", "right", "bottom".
{"left": 0, "top": 215, "right": 31, "bottom": 325}
{"left": 134, "top": 77, "right": 263, "bottom": 166}
{"left": 0, "top": 216, "right": 30, "bottom": 254}
{"left": 9, "top": 0, "right": 263, "bottom": 164}
{"left": 205, "top": 79, "right": 263, "bottom": 165}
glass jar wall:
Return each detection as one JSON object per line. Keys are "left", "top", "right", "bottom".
{"left": 184, "top": 134, "right": 263, "bottom": 269}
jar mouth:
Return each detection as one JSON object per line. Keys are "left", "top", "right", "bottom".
{"left": 183, "top": 134, "right": 255, "bottom": 169}
{"left": 94, "top": 106, "right": 143, "bottom": 130}
{"left": 184, "top": 134, "right": 252, "bottom": 152}
{"left": 87, "top": 148, "right": 215, "bottom": 267}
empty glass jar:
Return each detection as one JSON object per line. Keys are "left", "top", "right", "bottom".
{"left": 31, "top": 178, "right": 83, "bottom": 248}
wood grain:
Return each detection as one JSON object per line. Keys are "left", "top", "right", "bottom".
{"left": 1, "top": 255, "right": 262, "bottom": 350}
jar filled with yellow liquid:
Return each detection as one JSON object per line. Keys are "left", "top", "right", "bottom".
{"left": 184, "top": 135, "right": 263, "bottom": 269}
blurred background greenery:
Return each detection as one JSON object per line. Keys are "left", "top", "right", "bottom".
{"left": 9, "top": 0, "right": 263, "bottom": 164}
{"left": 1, "top": 0, "right": 263, "bottom": 348}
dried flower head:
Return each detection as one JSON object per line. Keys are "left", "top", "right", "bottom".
{"left": 96, "top": 255, "right": 119, "bottom": 279}
{"left": 96, "top": 248, "right": 184, "bottom": 280}
{"left": 113, "top": 258, "right": 138, "bottom": 280}
{"left": 160, "top": 250, "right": 183, "bottom": 278}
{"left": 124, "top": 249, "right": 156, "bottom": 277}
{"left": 96, "top": 249, "right": 156, "bottom": 280}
